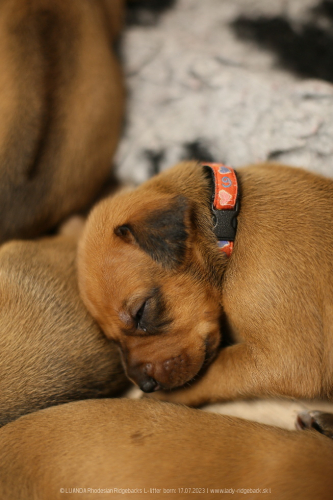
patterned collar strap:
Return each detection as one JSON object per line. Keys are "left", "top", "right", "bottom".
{"left": 202, "top": 162, "right": 239, "bottom": 257}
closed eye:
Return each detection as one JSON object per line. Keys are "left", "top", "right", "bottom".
{"left": 123, "top": 286, "right": 171, "bottom": 337}
{"left": 135, "top": 300, "right": 147, "bottom": 332}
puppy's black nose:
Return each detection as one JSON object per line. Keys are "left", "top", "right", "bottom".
{"left": 140, "top": 377, "right": 158, "bottom": 393}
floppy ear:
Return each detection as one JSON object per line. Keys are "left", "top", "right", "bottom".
{"left": 114, "top": 195, "right": 190, "bottom": 269}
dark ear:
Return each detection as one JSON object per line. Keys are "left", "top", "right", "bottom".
{"left": 114, "top": 196, "right": 190, "bottom": 269}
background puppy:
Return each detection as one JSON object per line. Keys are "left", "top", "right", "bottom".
{"left": 0, "top": 235, "right": 129, "bottom": 427}
{"left": 0, "top": 399, "right": 332, "bottom": 500}
{"left": 0, "top": 0, "right": 125, "bottom": 243}
{"left": 78, "top": 161, "right": 333, "bottom": 405}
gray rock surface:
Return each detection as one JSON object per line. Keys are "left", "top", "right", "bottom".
{"left": 117, "top": 0, "right": 333, "bottom": 183}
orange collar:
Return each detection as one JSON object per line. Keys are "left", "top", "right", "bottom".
{"left": 202, "top": 162, "right": 239, "bottom": 257}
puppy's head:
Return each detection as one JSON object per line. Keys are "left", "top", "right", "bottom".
{"left": 78, "top": 164, "right": 223, "bottom": 392}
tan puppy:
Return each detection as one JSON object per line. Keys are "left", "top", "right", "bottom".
{"left": 0, "top": 399, "right": 332, "bottom": 500}
{"left": 0, "top": 0, "right": 125, "bottom": 243}
{"left": 0, "top": 235, "right": 129, "bottom": 427}
{"left": 78, "top": 161, "right": 333, "bottom": 405}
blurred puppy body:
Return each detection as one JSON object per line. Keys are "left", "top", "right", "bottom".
{"left": 0, "top": 399, "right": 333, "bottom": 500}
{"left": 78, "top": 161, "right": 333, "bottom": 405}
{"left": 0, "top": 0, "right": 125, "bottom": 243}
{"left": 0, "top": 235, "right": 128, "bottom": 427}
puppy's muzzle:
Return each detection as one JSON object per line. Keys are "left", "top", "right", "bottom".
{"left": 126, "top": 351, "right": 198, "bottom": 392}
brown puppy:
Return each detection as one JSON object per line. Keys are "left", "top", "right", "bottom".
{"left": 78, "top": 161, "right": 333, "bottom": 405}
{"left": 0, "top": 0, "right": 125, "bottom": 243}
{"left": 0, "top": 235, "right": 129, "bottom": 427}
{"left": 0, "top": 399, "right": 333, "bottom": 500}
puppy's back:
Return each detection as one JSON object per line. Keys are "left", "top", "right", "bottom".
{"left": 0, "top": 398, "right": 332, "bottom": 499}
{"left": 0, "top": 236, "right": 128, "bottom": 427}
{"left": 0, "top": 0, "right": 125, "bottom": 242}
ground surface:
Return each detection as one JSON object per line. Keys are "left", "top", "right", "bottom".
{"left": 118, "top": 0, "right": 333, "bottom": 183}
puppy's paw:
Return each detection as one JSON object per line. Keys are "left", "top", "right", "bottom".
{"left": 296, "top": 410, "right": 333, "bottom": 439}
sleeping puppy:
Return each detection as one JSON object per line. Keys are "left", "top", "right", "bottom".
{"left": 78, "top": 161, "right": 333, "bottom": 406}
{"left": 0, "top": 399, "right": 333, "bottom": 500}
{"left": 0, "top": 235, "right": 129, "bottom": 427}
{"left": 0, "top": 0, "right": 125, "bottom": 243}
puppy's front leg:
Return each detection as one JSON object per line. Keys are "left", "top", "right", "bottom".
{"left": 149, "top": 343, "right": 268, "bottom": 407}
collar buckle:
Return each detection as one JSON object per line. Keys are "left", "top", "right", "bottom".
{"left": 211, "top": 198, "right": 239, "bottom": 241}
